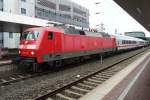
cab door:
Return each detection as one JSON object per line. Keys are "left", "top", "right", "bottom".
{"left": 47, "top": 31, "right": 54, "bottom": 54}
{"left": 53, "top": 32, "right": 62, "bottom": 53}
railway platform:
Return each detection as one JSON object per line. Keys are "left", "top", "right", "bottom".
{"left": 79, "top": 51, "right": 150, "bottom": 100}
{"left": 0, "top": 50, "right": 18, "bottom": 66}
{"left": 0, "top": 60, "right": 12, "bottom": 66}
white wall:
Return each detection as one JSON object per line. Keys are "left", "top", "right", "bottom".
{"left": 19, "top": 0, "right": 35, "bottom": 17}
{"left": 3, "top": 0, "right": 19, "bottom": 14}
{"left": 3, "top": 32, "right": 20, "bottom": 49}
{"left": 3, "top": 0, "right": 35, "bottom": 17}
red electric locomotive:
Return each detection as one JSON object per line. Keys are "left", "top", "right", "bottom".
{"left": 17, "top": 26, "right": 117, "bottom": 70}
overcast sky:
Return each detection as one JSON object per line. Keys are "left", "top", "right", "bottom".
{"left": 71, "top": 0, "right": 150, "bottom": 37}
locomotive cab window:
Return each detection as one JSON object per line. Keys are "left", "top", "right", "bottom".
{"left": 21, "top": 31, "right": 39, "bottom": 40}
{"left": 48, "top": 32, "right": 53, "bottom": 40}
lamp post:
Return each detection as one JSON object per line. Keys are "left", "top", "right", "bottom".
{"left": 94, "top": 1, "right": 105, "bottom": 32}
{"left": 94, "top": 2, "right": 101, "bottom": 31}
{"left": 95, "top": 2, "right": 101, "bottom": 15}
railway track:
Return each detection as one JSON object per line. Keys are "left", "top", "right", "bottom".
{"left": 34, "top": 48, "right": 149, "bottom": 100}
{"left": 0, "top": 70, "right": 53, "bottom": 87}
{"left": 0, "top": 48, "right": 148, "bottom": 91}
{"left": 0, "top": 72, "right": 34, "bottom": 86}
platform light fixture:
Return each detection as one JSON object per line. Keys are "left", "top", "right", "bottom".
{"left": 136, "top": 7, "right": 142, "bottom": 14}
{"left": 95, "top": 2, "right": 101, "bottom": 4}
{"left": 95, "top": 12, "right": 100, "bottom": 14}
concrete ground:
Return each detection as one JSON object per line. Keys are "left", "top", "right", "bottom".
{"left": 124, "top": 58, "right": 150, "bottom": 100}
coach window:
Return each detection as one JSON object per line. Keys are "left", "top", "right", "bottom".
{"left": 48, "top": 32, "right": 53, "bottom": 40}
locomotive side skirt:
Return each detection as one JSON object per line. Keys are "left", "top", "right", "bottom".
{"left": 41, "top": 48, "right": 115, "bottom": 62}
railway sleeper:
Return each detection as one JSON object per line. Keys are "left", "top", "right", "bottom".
{"left": 87, "top": 78, "right": 104, "bottom": 84}
{"left": 45, "top": 98, "right": 53, "bottom": 100}
{"left": 82, "top": 81, "right": 98, "bottom": 87}
{"left": 100, "top": 71, "right": 115, "bottom": 74}
{"left": 17, "top": 75, "right": 24, "bottom": 78}
{"left": 104, "top": 69, "right": 121, "bottom": 74}
{"left": 63, "top": 89, "right": 83, "bottom": 99}
{"left": 55, "top": 93, "right": 75, "bottom": 100}
{"left": 77, "top": 83, "right": 95, "bottom": 90}
{"left": 9, "top": 77, "right": 16, "bottom": 80}
{"left": 113, "top": 67, "right": 124, "bottom": 71}
{"left": 102, "top": 74, "right": 114, "bottom": 77}
{"left": 75, "top": 84, "right": 93, "bottom": 91}
{"left": 0, "top": 79, "right": 8, "bottom": 83}
{"left": 95, "top": 74, "right": 111, "bottom": 79}
{"left": 91, "top": 77, "right": 107, "bottom": 82}
{"left": 109, "top": 66, "right": 123, "bottom": 70}
{"left": 70, "top": 86, "right": 89, "bottom": 94}
{"left": 65, "top": 89, "right": 83, "bottom": 97}
{"left": 10, "top": 75, "right": 23, "bottom": 79}
{"left": 91, "top": 76, "right": 108, "bottom": 81}
{"left": 69, "top": 88, "right": 86, "bottom": 95}
{"left": 99, "top": 72, "right": 114, "bottom": 76}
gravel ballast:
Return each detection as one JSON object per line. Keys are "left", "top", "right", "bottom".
{"left": 0, "top": 48, "right": 149, "bottom": 100}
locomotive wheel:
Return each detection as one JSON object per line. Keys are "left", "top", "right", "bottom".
{"left": 54, "top": 60, "right": 62, "bottom": 68}
{"left": 47, "top": 61, "right": 54, "bottom": 67}
{"left": 74, "top": 57, "right": 80, "bottom": 64}
{"left": 17, "top": 62, "right": 30, "bottom": 72}
{"left": 80, "top": 57, "right": 85, "bottom": 63}
{"left": 32, "top": 63, "right": 41, "bottom": 72}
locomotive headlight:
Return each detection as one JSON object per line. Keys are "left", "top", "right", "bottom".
{"left": 31, "top": 51, "right": 35, "bottom": 55}
{"left": 19, "top": 45, "right": 24, "bottom": 49}
{"left": 19, "top": 50, "right": 21, "bottom": 54}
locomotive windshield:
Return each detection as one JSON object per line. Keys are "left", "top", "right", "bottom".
{"left": 21, "top": 31, "right": 39, "bottom": 40}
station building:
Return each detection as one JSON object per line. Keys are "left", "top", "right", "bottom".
{"left": 124, "top": 31, "right": 146, "bottom": 39}
{"left": 0, "top": 0, "right": 89, "bottom": 49}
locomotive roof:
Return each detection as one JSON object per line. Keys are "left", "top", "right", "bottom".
{"left": 58, "top": 26, "right": 111, "bottom": 37}
{"left": 24, "top": 26, "right": 111, "bottom": 38}
{"left": 24, "top": 26, "right": 64, "bottom": 33}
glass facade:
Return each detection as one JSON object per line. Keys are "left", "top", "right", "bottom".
{"left": 59, "top": 4, "right": 71, "bottom": 12}
{"left": 37, "top": 0, "right": 56, "bottom": 10}
{"left": 0, "top": 0, "right": 3, "bottom": 11}
{"left": 35, "top": 0, "right": 89, "bottom": 28}
{"left": 125, "top": 31, "right": 145, "bottom": 38}
{"left": 0, "top": 0, "right": 89, "bottom": 28}
{"left": 21, "top": 0, "right": 26, "bottom": 2}
{"left": 73, "top": 7, "right": 86, "bottom": 17}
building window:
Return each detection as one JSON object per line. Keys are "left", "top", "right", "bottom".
{"left": 59, "top": 4, "right": 71, "bottom": 12}
{"left": 21, "top": 0, "right": 26, "bottom": 2}
{"left": 21, "top": 8, "right": 26, "bottom": 14}
{"left": 73, "top": 7, "right": 86, "bottom": 17}
{"left": 9, "top": 32, "right": 13, "bottom": 39}
{"left": 37, "top": 0, "right": 56, "bottom": 9}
